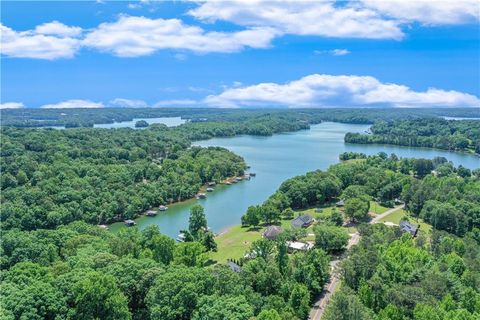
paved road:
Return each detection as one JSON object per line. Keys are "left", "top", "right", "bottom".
{"left": 309, "top": 205, "right": 405, "bottom": 320}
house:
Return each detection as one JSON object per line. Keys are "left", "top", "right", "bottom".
{"left": 291, "top": 215, "right": 314, "bottom": 229}
{"left": 399, "top": 220, "right": 419, "bottom": 237}
{"left": 287, "top": 241, "right": 314, "bottom": 252}
{"left": 336, "top": 200, "right": 345, "bottom": 207}
{"left": 124, "top": 219, "right": 136, "bottom": 227}
{"left": 227, "top": 261, "right": 242, "bottom": 273}
{"left": 263, "top": 225, "right": 283, "bottom": 240}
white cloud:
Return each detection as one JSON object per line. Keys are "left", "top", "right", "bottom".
{"left": 314, "top": 49, "right": 351, "bottom": 56}
{"left": 35, "top": 21, "right": 82, "bottom": 37}
{"left": 331, "top": 49, "right": 350, "bottom": 56}
{"left": 361, "top": 0, "right": 479, "bottom": 25}
{"left": 204, "top": 74, "right": 480, "bottom": 108}
{"left": 189, "top": 1, "right": 404, "bottom": 40}
{"left": 0, "top": 102, "right": 25, "bottom": 109}
{"left": 153, "top": 99, "right": 197, "bottom": 107}
{"left": 82, "top": 16, "right": 277, "bottom": 57}
{"left": 40, "top": 99, "right": 104, "bottom": 109}
{"left": 109, "top": 98, "right": 148, "bottom": 108}
{"left": 1, "top": 24, "right": 81, "bottom": 59}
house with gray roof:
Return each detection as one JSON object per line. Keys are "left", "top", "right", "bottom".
{"left": 291, "top": 214, "right": 314, "bottom": 229}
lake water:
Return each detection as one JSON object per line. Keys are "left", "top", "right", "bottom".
{"left": 45, "top": 117, "right": 185, "bottom": 129}
{"left": 110, "top": 122, "right": 479, "bottom": 237}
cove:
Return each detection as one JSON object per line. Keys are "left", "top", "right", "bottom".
{"left": 109, "top": 122, "right": 479, "bottom": 237}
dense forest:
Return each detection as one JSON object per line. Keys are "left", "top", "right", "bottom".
{"left": 0, "top": 125, "right": 247, "bottom": 230}
{"left": 345, "top": 118, "right": 480, "bottom": 154}
{"left": 1, "top": 107, "right": 479, "bottom": 128}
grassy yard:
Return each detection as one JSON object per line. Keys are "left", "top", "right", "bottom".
{"left": 377, "top": 208, "right": 432, "bottom": 235}
{"left": 210, "top": 224, "right": 262, "bottom": 263}
{"left": 369, "top": 201, "right": 391, "bottom": 215}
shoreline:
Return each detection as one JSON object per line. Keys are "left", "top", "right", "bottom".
{"left": 107, "top": 174, "right": 251, "bottom": 228}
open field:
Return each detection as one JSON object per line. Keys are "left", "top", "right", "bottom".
{"left": 377, "top": 208, "right": 432, "bottom": 234}
{"left": 210, "top": 224, "right": 262, "bottom": 263}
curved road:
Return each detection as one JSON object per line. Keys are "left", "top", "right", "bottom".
{"left": 309, "top": 205, "right": 405, "bottom": 319}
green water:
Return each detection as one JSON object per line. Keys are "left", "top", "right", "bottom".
{"left": 110, "top": 122, "right": 479, "bottom": 237}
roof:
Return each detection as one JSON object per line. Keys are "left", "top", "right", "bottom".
{"left": 263, "top": 225, "right": 283, "bottom": 239}
{"left": 291, "top": 215, "right": 314, "bottom": 228}
{"left": 287, "top": 241, "right": 314, "bottom": 251}
{"left": 227, "top": 261, "right": 242, "bottom": 273}
{"left": 399, "top": 220, "right": 419, "bottom": 236}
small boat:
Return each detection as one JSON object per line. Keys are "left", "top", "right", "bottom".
{"left": 124, "top": 219, "right": 136, "bottom": 227}
{"left": 225, "top": 181, "right": 232, "bottom": 185}
{"left": 146, "top": 210, "right": 157, "bottom": 217}
{"left": 206, "top": 187, "right": 214, "bottom": 192}
{"left": 235, "top": 177, "right": 242, "bottom": 182}
{"left": 249, "top": 173, "right": 256, "bottom": 177}
{"left": 159, "top": 205, "right": 168, "bottom": 211}
{"left": 176, "top": 233, "right": 186, "bottom": 242}
{"left": 196, "top": 193, "right": 207, "bottom": 199}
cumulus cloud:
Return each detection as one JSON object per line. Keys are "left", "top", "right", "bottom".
{"left": 35, "top": 21, "right": 82, "bottom": 37}
{"left": 361, "top": 0, "right": 479, "bottom": 25}
{"left": 40, "top": 99, "right": 104, "bottom": 109}
{"left": 1, "top": 23, "right": 81, "bottom": 59}
{"left": 204, "top": 74, "right": 480, "bottom": 108}
{"left": 189, "top": 1, "right": 404, "bottom": 40}
{"left": 82, "top": 16, "right": 277, "bottom": 57}
{"left": 109, "top": 98, "right": 148, "bottom": 108}
{"left": 0, "top": 102, "right": 25, "bottom": 109}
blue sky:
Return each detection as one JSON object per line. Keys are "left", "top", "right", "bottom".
{"left": 1, "top": 0, "right": 479, "bottom": 109}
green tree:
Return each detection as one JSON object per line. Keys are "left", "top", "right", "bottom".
{"left": 189, "top": 205, "right": 207, "bottom": 237}
{"left": 192, "top": 294, "right": 253, "bottom": 320}
{"left": 241, "top": 206, "right": 261, "bottom": 228}
{"left": 73, "top": 271, "right": 131, "bottom": 320}
{"left": 323, "top": 288, "right": 373, "bottom": 320}
{"left": 173, "top": 242, "right": 207, "bottom": 267}
{"left": 314, "top": 224, "right": 349, "bottom": 253}
{"left": 289, "top": 284, "right": 310, "bottom": 320}
{"left": 344, "top": 198, "right": 369, "bottom": 222}
{"left": 146, "top": 266, "right": 214, "bottom": 320}
{"left": 256, "top": 309, "right": 282, "bottom": 320}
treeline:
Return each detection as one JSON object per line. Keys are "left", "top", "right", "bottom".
{"left": 0, "top": 125, "right": 246, "bottom": 230}
{"left": 345, "top": 118, "right": 480, "bottom": 154}
{"left": 324, "top": 224, "right": 480, "bottom": 319}
{"left": 2, "top": 107, "right": 479, "bottom": 128}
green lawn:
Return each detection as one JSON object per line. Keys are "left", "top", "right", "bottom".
{"left": 377, "top": 208, "right": 432, "bottom": 235}
{"left": 210, "top": 224, "right": 262, "bottom": 263}
{"left": 297, "top": 205, "right": 338, "bottom": 220}
{"left": 370, "top": 201, "right": 390, "bottom": 215}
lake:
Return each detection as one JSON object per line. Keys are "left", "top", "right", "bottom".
{"left": 109, "top": 122, "right": 479, "bottom": 237}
